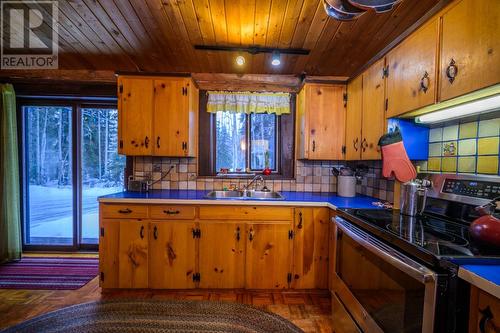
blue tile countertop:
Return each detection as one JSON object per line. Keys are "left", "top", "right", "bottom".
{"left": 458, "top": 263, "right": 500, "bottom": 299}
{"left": 98, "top": 190, "right": 382, "bottom": 210}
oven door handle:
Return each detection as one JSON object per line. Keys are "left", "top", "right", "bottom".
{"left": 335, "top": 216, "right": 437, "bottom": 284}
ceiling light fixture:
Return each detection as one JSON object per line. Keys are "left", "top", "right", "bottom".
{"left": 235, "top": 55, "right": 245, "bottom": 66}
{"left": 415, "top": 94, "right": 500, "bottom": 124}
{"left": 271, "top": 51, "right": 281, "bottom": 66}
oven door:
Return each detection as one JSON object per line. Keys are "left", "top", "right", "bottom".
{"left": 332, "top": 216, "right": 438, "bottom": 333}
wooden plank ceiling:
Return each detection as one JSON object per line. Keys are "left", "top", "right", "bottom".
{"left": 13, "top": 0, "right": 442, "bottom": 76}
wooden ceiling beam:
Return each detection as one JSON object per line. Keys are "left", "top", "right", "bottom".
{"left": 192, "top": 73, "right": 302, "bottom": 92}
{"left": 0, "top": 70, "right": 117, "bottom": 83}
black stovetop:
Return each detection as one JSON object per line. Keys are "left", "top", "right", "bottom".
{"left": 337, "top": 207, "right": 500, "bottom": 268}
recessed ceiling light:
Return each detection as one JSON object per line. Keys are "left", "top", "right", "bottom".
{"left": 271, "top": 51, "right": 281, "bottom": 66}
{"left": 235, "top": 55, "right": 245, "bottom": 66}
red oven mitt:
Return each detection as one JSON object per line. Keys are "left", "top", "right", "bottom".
{"left": 378, "top": 130, "right": 416, "bottom": 183}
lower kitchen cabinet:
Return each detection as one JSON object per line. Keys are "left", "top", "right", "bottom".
{"left": 99, "top": 219, "right": 120, "bottom": 289}
{"left": 118, "top": 220, "right": 149, "bottom": 289}
{"left": 245, "top": 222, "right": 292, "bottom": 289}
{"left": 198, "top": 221, "right": 245, "bottom": 288}
{"left": 469, "top": 286, "right": 499, "bottom": 333}
{"left": 149, "top": 221, "right": 197, "bottom": 289}
{"left": 292, "top": 208, "right": 330, "bottom": 289}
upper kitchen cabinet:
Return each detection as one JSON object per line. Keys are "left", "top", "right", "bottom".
{"left": 345, "top": 75, "right": 363, "bottom": 160}
{"left": 118, "top": 77, "right": 154, "bottom": 156}
{"left": 345, "top": 58, "right": 386, "bottom": 161}
{"left": 361, "top": 58, "right": 386, "bottom": 160}
{"left": 296, "top": 83, "right": 346, "bottom": 160}
{"left": 439, "top": 0, "right": 500, "bottom": 101}
{"left": 118, "top": 76, "right": 198, "bottom": 157}
{"left": 385, "top": 17, "right": 439, "bottom": 118}
{"left": 153, "top": 78, "right": 198, "bottom": 157}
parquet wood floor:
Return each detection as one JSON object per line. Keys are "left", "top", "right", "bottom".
{"left": 0, "top": 276, "right": 334, "bottom": 332}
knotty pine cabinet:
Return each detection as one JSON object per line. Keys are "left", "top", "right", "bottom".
{"left": 468, "top": 286, "right": 499, "bottom": 333}
{"left": 292, "top": 207, "right": 330, "bottom": 289}
{"left": 198, "top": 221, "right": 245, "bottom": 289}
{"left": 99, "top": 203, "right": 332, "bottom": 290}
{"left": 118, "top": 75, "right": 198, "bottom": 157}
{"left": 385, "top": 17, "right": 439, "bottom": 118}
{"left": 440, "top": 0, "right": 500, "bottom": 101}
{"left": 149, "top": 220, "right": 197, "bottom": 289}
{"left": 345, "top": 58, "right": 386, "bottom": 160}
{"left": 296, "top": 83, "right": 346, "bottom": 160}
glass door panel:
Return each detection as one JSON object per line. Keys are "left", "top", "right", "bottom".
{"left": 24, "top": 106, "right": 73, "bottom": 245}
{"left": 81, "top": 107, "right": 125, "bottom": 244}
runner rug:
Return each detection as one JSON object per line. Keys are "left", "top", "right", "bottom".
{"left": 0, "top": 257, "right": 98, "bottom": 290}
{"left": 0, "top": 299, "right": 304, "bottom": 333}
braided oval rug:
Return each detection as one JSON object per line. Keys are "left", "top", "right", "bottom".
{"left": 1, "top": 299, "right": 303, "bottom": 333}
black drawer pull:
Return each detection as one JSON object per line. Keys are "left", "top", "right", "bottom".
{"left": 163, "top": 210, "right": 180, "bottom": 215}
{"left": 118, "top": 208, "right": 132, "bottom": 214}
{"left": 298, "top": 212, "right": 303, "bottom": 229}
{"left": 140, "top": 225, "right": 145, "bottom": 239}
{"left": 153, "top": 226, "right": 158, "bottom": 240}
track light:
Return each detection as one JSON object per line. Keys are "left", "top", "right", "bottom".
{"left": 271, "top": 51, "right": 281, "bottom": 66}
{"left": 235, "top": 55, "right": 245, "bottom": 66}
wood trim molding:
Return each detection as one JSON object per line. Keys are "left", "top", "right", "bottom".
{"left": 192, "top": 73, "right": 301, "bottom": 93}
{"left": 0, "top": 70, "right": 117, "bottom": 83}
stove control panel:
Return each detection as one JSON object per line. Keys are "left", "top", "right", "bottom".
{"left": 442, "top": 179, "right": 499, "bottom": 199}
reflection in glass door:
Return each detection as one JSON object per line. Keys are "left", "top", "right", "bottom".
{"left": 81, "top": 107, "right": 125, "bottom": 244}
{"left": 24, "top": 105, "right": 73, "bottom": 245}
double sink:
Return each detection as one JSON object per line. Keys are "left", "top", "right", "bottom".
{"left": 205, "top": 190, "right": 284, "bottom": 200}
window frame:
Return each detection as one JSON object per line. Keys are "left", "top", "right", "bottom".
{"left": 199, "top": 91, "right": 295, "bottom": 179}
{"left": 18, "top": 97, "right": 121, "bottom": 252}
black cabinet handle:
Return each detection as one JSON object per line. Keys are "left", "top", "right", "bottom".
{"left": 153, "top": 226, "right": 158, "bottom": 240}
{"left": 145, "top": 136, "right": 149, "bottom": 148}
{"left": 118, "top": 208, "right": 132, "bottom": 214}
{"left": 140, "top": 225, "right": 145, "bottom": 239}
{"left": 298, "top": 212, "right": 303, "bottom": 229}
{"left": 353, "top": 138, "right": 359, "bottom": 152}
{"left": 156, "top": 136, "right": 160, "bottom": 148}
{"left": 479, "top": 306, "right": 494, "bottom": 333}
{"left": 236, "top": 226, "right": 240, "bottom": 241}
{"left": 163, "top": 210, "right": 180, "bottom": 215}
{"left": 420, "top": 71, "right": 430, "bottom": 93}
{"left": 446, "top": 58, "right": 458, "bottom": 84}
{"left": 312, "top": 140, "right": 316, "bottom": 152}
{"left": 361, "top": 138, "right": 367, "bottom": 152}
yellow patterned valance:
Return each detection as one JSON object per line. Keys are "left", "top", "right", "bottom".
{"left": 207, "top": 91, "right": 291, "bottom": 115}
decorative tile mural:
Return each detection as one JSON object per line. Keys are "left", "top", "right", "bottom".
{"left": 426, "top": 118, "right": 500, "bottom": 175}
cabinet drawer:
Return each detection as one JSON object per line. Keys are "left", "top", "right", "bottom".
{"left": 199, "top": 206, "right": 293, "bottom": 221}
{"left": 101, "top": 204, "right": 149, "bottom": 219}
{"left": 150, "top": 205, "right": 196, "bottom": 220}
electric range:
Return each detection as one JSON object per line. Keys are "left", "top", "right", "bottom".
{"left": 331, "top": 173, "right": 500, "bottom": 333}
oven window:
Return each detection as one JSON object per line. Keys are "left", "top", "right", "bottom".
{"left": 337, "top": 233, "right": 425, "bottom": 333}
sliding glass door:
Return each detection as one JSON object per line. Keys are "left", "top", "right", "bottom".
{"left": 22, "top": 101, "right": 125, "bottom": 249}
{"left": 81, "top": 107, "right": 124, "bottom": 244}
{"left": 24, "top": 105, "right": 74, "bottom": 245}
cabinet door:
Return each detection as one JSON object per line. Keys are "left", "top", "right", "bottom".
{"left": 99, "top": 219, "right": 120, "bottom": 288}
{"left": 292, "top": 208, "right": 330, "bottom": 289}
{"left": 245, "top": 222, "right": 292, "bottom": 289}
{"left": 198, "top": 221, "right": 245, "bottom": 288}
{"left": 345, "top": 76, "right": 363, "bottom": 160}
{"left": 149, "top": 221, "right": 197, "bottom": 289}
{"left": 361, "top": 58, "right": 386, "bottom": 160}
{"left": 153, "top": 78, "right": 189, "bottom": 157}
{"left": 118, "top": 220, "right": 149, "bottom": 288}
{"left": 440, "top": 0, "right": 500, "bottom": 101}
{"left": 307, "top": 84, "right": 346, "bottom": 160}
{"left": 118, "top": 77, "right": 154, "bottom": 155}
{"left": 386, "top": 17, "right": 439, "bottom": 118}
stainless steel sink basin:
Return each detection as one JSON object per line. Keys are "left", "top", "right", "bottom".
{"left": 204, "top": 190, "right": 244, "bottom": 199}
{"left": 204, "top": 190, "right": 284, "bottom": 200}
{"left": 245, "top": 190, "right": 284, "bottom": 200}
